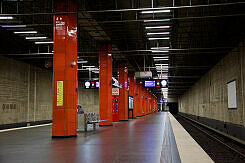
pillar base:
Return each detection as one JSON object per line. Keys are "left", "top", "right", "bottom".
{"left": 52, "top": 135, "right": 77, "bottom": 139}
{"left": 136, "top": 115, "right": 144, "bottom": 117}
{"left": 119, "top": 120, "right": 129, "bottom": 122}
{"left": 99, "top": 124, "right": 113, "bottom": 127}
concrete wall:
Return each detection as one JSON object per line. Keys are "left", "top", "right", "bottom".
{"left": 77, "top": 82, "right": 99, "bottom": 114}
{"left": 0, "top": 56, "right": 53, "bottom": 125}
{"left": 0, "top": 56, "right": 99, "bottom": 126}
{"left": 179, "top": 39, "right": 245, "bottom": 127}
{"left": 167, "top": 98, "right": 178, "bottom": 103}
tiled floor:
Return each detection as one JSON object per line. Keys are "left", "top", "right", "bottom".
{"left": 0, "top": 112, "right": 210, "bottom": 163}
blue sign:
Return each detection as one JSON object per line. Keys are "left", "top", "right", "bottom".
{"left": 144, "top": 79, "right": 168, "bottom": 88}
{"left": 144, "top": 80, "right": 156, "bottom": 87}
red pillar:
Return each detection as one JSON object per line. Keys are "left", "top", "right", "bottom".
{"left": 142, "top": 87, "right": 144, "bottom": 115}
{"left": 52, "top": 0, "right": 77, "bottom": 137}
{"left": 147, "top": 92, "right": 150, "bottom": 114}
{"left": 145, "top": 89, "right": 148, "bottom": 115}
{"left": 150, "top": 95, "right": 152, "bottom": 113}
{"left": 155, "top": 98, "right": 157, "bottom": 113}
{"left": 129, "top": 73, "right": 137, "bottom": 118}
{"left": 144, "top": 91, "right": 147, "bottom": 115}
{"left": 135, "top": 83, "right": 141, "bottom": 117}
{"left": 140, "top": 86, "right": 144, "bottom": 116}
{"left": 147, "top": 93, "right": 149, "bottom": 114}
{"left": 118, "top": 63, "right": 128, "bottom": 121}
{"left": 99, "top": 44, "right": 113, "bottom": 126}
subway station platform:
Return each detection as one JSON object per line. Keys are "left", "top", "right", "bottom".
{"left": 0, "top": 112, "right": 213, "bottom": 163}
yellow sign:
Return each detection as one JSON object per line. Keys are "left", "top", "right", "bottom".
{"left": 57, "top": 81, "right": 63, "bottom": 106}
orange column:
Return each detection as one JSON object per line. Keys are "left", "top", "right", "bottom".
{"left": 140, "top": 86, "right": 144, "bottom": 116}
{"left": 145, "top": 91, "right": 147, "bottom": 115}
{"left": 135, "top": 83, "right": 141, "bottom": 117}
{"left": 129, "top": 73, "right": 137, "bottom": 118}
{"left": 146, "top": 91, "right": 150, "bottom": 114}
{"left": 145, "top": 90, "right": 148, "bottom": 115}
{"left": 99, "top": 44, "right": 113, "bottom": 126}
{"left": 52, "top": 0, "right": 77, "bottom": 137}
{"left": 147, "top": 92, "right": 150, "bottom": 114}
{"left": 150, "top": 94, "right": 153, "bottom": 113}
{"left": 142, "top": 88, "right": 145, "bottom": 116}
{"left": 118, "top": 63, "right": 128, "bottom": 121}
{"left": 155, "top": 98, "right": 157, "bottom": 112}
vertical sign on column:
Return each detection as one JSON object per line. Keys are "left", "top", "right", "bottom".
{"left": 57, "top": 81, "right": 63, "bottom": 106}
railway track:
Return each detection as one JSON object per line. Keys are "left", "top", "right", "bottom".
{"left": 174, "top": 114, "right": 245, "bottom": 163}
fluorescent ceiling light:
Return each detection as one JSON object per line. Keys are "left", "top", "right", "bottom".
{"left": 77, "top": 61, "right": 88, "bottom": 64}
{"left": 144, "top": 19, "right": 170, "bottom": 22}
{"left": 147, "top": 32, "right": 169, "bottom": 35}
{"left": 35, "top": 41, "right": 54, "bottom": 44}
{"left": 86, "top": 68, "right": 99, "bottom": 71}
{"left": 156, "top": 69, "right": 168, "bottom": 71}
{"left": 153, "top": 57, "right": 169, "bottom": 59}
{"left": 161, "top": 87, "right": 168, "bottom": 90}
{"left": 14, "top": 31, "right": 37, "bottom": 34}
{"left": 151, "top": 47, "right": 169, "bottom": 50}
{"left": 157, "top": 71, "right": 168, "bottom": 72}
{"left": 31, "top": 53, "right": 53, "bottom": 55}
{"left": 2, "top": 25, "right": 26, "bottom": 28}
{"left": 145, "top": 26, "right": 170, "bottom": 29}
{"left": 26, "top": 37, "right": 47, "bottom": 40}
{"left": 148, "top": 37, "right": 170, "bottom": 40}
{"left": 155, "top": 64, "right": 168, "bottom": 66}
{"left": 82, "top": 66, "right": 95, "bottom": 68}
{"left": 156, "top": 67, "right": 168, "bottom": 69}
{"left": 154, "top": 59, "right": 169, "bottom": 61}
{"left": 156, "top": 66, "right": 168, "bottom": 68}
{"left": 151, "top": 50, "right": 168, "bottom": 53}
{"left": 0, "top": 16, "right": 14, "bottom": 20}
{"left": 141, "top": 10, "right": 171, "bottom": 14}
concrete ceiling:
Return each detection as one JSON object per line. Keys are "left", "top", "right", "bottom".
{"left": 0, "top": 0, "right": 245, "bottom": 98}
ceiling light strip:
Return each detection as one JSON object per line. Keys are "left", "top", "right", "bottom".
{"left": 141, "top": 10, "right": 171, "bottom": 14}
{"left": 2, "top": 25, "right": 26, "bottom": 28}
{"left": 14, "top": 31, "right": 37, "bottom": 34}
{"left": 147, "top": 32, "right": 170, "bottom": 35}
{"left": 26, "top": 37, "right": 47, "bottom": 40}
{"left": 145, "top": 26, "right": 170, "bottom": 29}
{"left": 35, "top": 41, "right": 54, "bottom": 44}
{"left": 149, "top": 37, "right": 170, "bottom": 40}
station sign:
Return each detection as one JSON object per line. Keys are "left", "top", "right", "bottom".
{"left": 84, "top": 80, "right": 99, "bottom": 89}
{"left": 143, "top": 79, "right": 168, "bottom": 88}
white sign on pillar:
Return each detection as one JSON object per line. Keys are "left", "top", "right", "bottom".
{"left": 112, "top": 88, "right": 120, "bottom": 95}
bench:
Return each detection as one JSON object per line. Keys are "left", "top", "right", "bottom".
{"left": 84, "top": 112, "right": 107, "bottom": 132}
